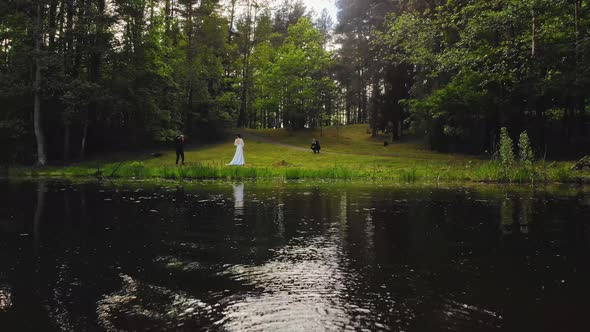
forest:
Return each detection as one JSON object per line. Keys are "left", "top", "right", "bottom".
{"left": 1, "top": 0, "right": 589, "bottom": 165}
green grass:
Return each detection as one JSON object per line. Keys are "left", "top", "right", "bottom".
{"left": 8, "top": 125, "right": 589, "bottom": 184}
{"left": 244, "top": 124, "right": 475, "bottom": 161}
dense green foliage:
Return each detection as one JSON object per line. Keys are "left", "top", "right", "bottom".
{"left": 0, "top": 0, "right": 334, "bottom": 164}
{"left": 2, "top": 0, "right": 590, "bottom": 165}
{"left": 371, "top": 0, "right": 590, "bottom": 155}
{"left": 499, "top": 127, "right": 516, "bottom": 168}
{"left": 518, "top": 131, "right": 534, "bottom": 167}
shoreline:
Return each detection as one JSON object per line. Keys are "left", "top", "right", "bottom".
{"left": 6, "top": 161, "right": 590, "bottom": 186}
{"left": 6, "top": 126, "right": 588, "bottom": 186}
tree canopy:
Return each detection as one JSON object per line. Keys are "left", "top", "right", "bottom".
{"left": 1, "top": 0, "right": 589, "bottom": 164}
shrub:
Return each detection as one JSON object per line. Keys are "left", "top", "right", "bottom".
{"left": 124, "top": 161, "right": 146, "bottom": 177}
{"left": 518, "top": 131, "right": 534, "bottom": 167}
{"left": 555, "top": 165, "right": 573, "bottom": 183}
{"left": 499, "top": 127, "right": 515, "bottom": 168}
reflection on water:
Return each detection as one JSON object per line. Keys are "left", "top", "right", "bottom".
{"left": 500, "top": 197, "right": 514, "bottom": 235}
{"left": 0, "top": 285, "right": 11, "bottom": 311}
{"left": 519, "top": 196, "right": 532, "bottom": 234}
{"left": 33, "top": 181, "right": 46, "bottom": 253}
{"left": 500, "top": 194, "right": 535, "bottom": 236}
{"left": 233, "top": 183, "right": 244, "bottom": 217}
{"left": 0, "top": 181, "right": 589, "bottom": 331}
{"left": 97, "top": 274, "right": 212, "bottom": 331}
{"left": 218, "top": 237, "right": 353, "bottom": 331}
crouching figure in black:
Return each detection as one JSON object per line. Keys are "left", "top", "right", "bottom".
{"left": 311, "top": 138, "right": 321, "bottom": 154}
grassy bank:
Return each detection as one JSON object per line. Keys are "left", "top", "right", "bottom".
{"left": 8, "top": 125, "right": 589, "bottom": 184}
{"left": 10, "top": 159, "right": 587, "bottom": 184}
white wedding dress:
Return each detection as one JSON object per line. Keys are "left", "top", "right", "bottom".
{"left": 228, "top": 138, "right": 245, "bottom": 166}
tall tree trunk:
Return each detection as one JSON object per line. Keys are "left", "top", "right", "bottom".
{"left": 73, "top": 0, "right": 86, "bottom": 78}
{"left": 89, "top": 0, "right": 104, "bottom": 82}
{"left": 60, "top": 0, "right": 72, "bottom": 162}
{"left": 574, "top": 0, "right": 586, "bottom": 135}
{"left": 568, "top": 0, "right": 586, "bottom": 135}
{"left": 345, "top": 83, "right": 351, "bottom": 124}
{"left": 228, "top": 0, "right": 237, "bottom": 44}
{"left": 362, "top": 80, "right": 368, "bottom": 123}
{"left": 238, "top": 0, "right": 254, "bottom": 128}
{"left": 370, "top": 80, "right": 379, "bottom": 137}
{"left": 223, "top": 0, "right": 238, "bottom": 78}
{"left": 65, "top": 0, "right": 74, "bottom": 72}
{"left": 56, "top": 1, "right": 65, "bottom": 62}
{"left": 34, "top": 1, "right": 47, "bottom": 166}
{"left": 48, "top": 0, "right": 58, "bottom": 49}
{"left": 186, "top": 0, "right": 195, "bottom": 131}
{"left": 80, "top": 0, "right": 106, "bottom": 161}
{"left": 165, "top": 0, "right": 171, "bottom": 33}
{"left": 89, "top": 0, "right": 105, "bottom": 79}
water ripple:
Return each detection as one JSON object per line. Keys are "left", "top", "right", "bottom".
{"left": 216, "top": 237, "right": 370, "bottom": 331}
{"left": 96, "top": 274, "right": 212, "bottom": 331}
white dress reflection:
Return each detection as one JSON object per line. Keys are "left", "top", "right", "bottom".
{"left": 233, "top": 183, "right": 244, "bottom": 217}
{"left": 216, "top": 190, "right": 364, "bottom": 332}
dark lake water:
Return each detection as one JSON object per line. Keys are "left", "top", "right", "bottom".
{"left": 0, "top": 180, "right": 589, "bottom": 331}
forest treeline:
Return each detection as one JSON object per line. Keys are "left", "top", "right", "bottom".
{"left": 339, "top": 0, "right": 590, "bottom": 156}
{"left": 1, "top": 0, "right": 589, "bottom": 165}
{"left": 0, "top": 0, "right": 335, "bottom": 164}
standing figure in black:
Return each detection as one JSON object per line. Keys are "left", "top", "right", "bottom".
{"left": 311, "top": 138, "right": 321, "bottom": 154}
{"left": 175, "top": 134, "right": 186, "bottom": 165}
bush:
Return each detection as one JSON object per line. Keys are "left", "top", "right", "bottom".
{"left": 499, "top": 127, "right": 515, "bottom": 168}
{"left": 123, "top": 161, "right": 146, "bottom": 177}
{"left": 555, "top": 165, "right": 573, "bottom": 183}
{"left": 518, "top": 131, "right": 534, "bottom": 167}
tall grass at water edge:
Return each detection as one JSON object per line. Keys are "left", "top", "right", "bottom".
{"left": 8, "top": 160, "right": 587, "bottom": 184}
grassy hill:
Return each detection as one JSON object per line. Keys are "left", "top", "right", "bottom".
{"left": 244, "top": 124, "right": 477, "bottom": 160}
{"left": 10, "top": 125, "right": 587, "bottom": 184}
{"left": 143, "top": 125, "right": 481, "bottom": 176}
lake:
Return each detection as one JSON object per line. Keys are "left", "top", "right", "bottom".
{"left": 0, "top": 180, "right": 589, "bottom": 331}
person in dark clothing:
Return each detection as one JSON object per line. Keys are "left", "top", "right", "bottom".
{"left": 311, "top": 138, "right": 321, "bottom": 153}
{"left": 175, "top": 135, "right": 186, "bottom": 165}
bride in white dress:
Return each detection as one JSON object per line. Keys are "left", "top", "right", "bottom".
{"left": 227, "top": 134, "right": 245, "bottom": 166}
